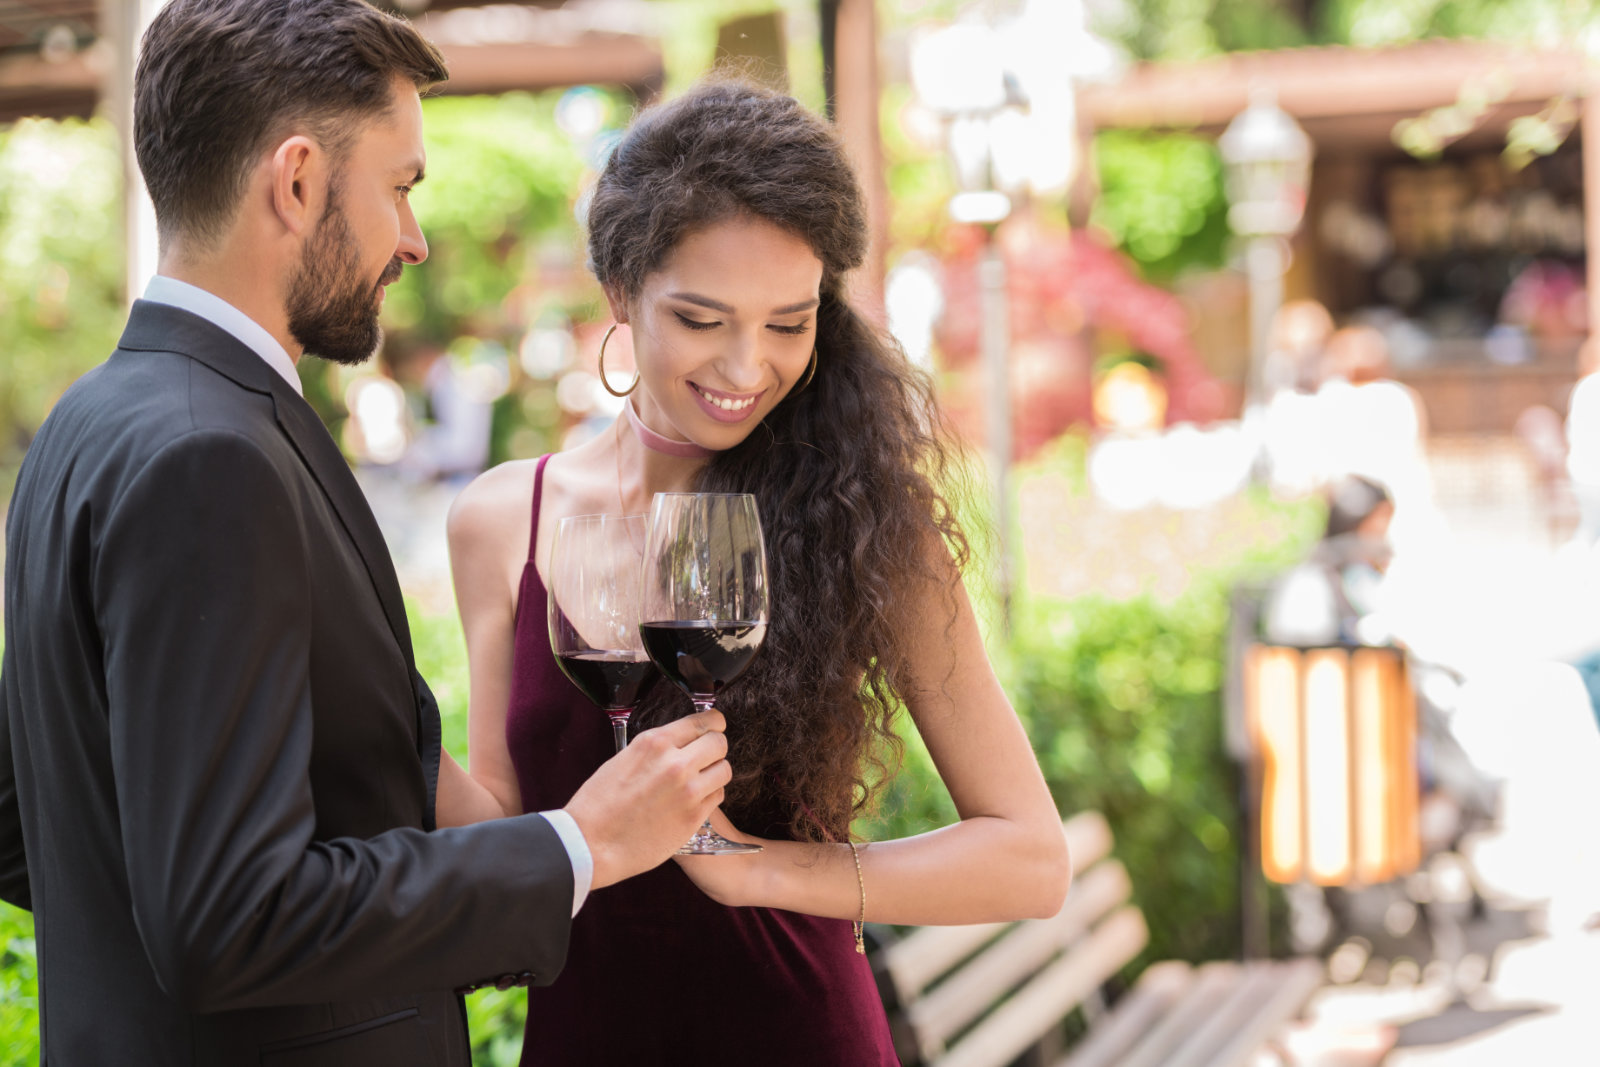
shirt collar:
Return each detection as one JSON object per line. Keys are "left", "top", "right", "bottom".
{"left": 141, "top": 275, "right": 303, "bottom": 396}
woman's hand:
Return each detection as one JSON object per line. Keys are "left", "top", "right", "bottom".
{"left": 672, "top": 809, "right": 770, "bottom": 906}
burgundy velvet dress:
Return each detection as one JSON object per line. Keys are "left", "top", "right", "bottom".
{"left": 507, "top": 455, "right": 900, "bottom": 1066}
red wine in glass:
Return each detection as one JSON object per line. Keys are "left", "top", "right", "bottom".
{"left": 547, "top": 514, "right": 653, "bottom": 753}
{"left": 640, "top": 492, "right": 769, "bottom": 856}
{"left": 638, "top": 621, "right": 766, "bottom": 699}
{"left": 553, "top": 650, "right": 656, "bottom": 712}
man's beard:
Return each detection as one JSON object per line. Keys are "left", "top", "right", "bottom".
{"left": 286, "top": 186, "right": 403, "bottom": 367}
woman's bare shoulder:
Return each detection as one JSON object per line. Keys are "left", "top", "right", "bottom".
{"left": 447, "top": 457, "right": 545, "bottom": 549}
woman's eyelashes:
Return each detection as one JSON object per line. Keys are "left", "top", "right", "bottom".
{"left": 674, "top": 312, "right": 719, "bottom": 331}
{"left": 671, "top": 311, "right": 812, "bottom": 336}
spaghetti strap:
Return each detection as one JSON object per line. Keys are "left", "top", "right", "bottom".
{"left": 528, "top": 454, "right": 551, "bottom": 563}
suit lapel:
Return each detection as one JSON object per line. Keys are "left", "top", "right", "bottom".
{"left": 271, "top": 388, "right": 417, "bottom": 670}
{"left": 272, "top": 386, "right": 441, "bottom": 830}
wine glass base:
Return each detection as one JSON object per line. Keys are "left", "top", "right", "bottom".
{"left": 677, "top": 827, "right": 763, "bottom": 855}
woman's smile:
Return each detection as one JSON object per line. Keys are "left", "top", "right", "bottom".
{"left": 690, "top": 382, "right": 764, "bottom": 420}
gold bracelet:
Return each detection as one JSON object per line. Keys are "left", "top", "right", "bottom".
{"left": 846, "top": 839, "right": 866, "bottom": 954}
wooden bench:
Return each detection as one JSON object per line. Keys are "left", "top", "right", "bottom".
{"left": 869, "top": 811, "right": 1325, "bottom": 1067}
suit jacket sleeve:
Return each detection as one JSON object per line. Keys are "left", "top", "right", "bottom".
{"left": 94, "top": 429, "right": 570, "bottom": 1012}
{"left": 0, "top": 652, "right": 29, "bottom": 911}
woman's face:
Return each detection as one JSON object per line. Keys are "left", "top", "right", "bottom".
{"left": 616, "top": 216, "right": 823, "bottom": 451}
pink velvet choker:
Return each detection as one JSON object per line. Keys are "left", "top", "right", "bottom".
{"left": 625, "top": 397, "right": 715, "bottom": 459}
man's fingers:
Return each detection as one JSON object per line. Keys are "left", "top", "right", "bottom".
{"left": 658, "top": 709, "right": 725, "bottom": 743}
{"left": 681, "top": 727, "right": 729, "bottom": 769}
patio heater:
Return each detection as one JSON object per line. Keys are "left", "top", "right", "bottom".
{"left": 1219, "top": 90, "right": 1313, "bottom": 415}
{"left": 1244, "top": 644, "right": 1421, "bottom": 891}
{"left": 910, "top": 22, "right": 1026, "bottom": 633}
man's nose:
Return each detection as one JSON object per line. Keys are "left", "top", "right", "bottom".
{"left": 397, "top": 201, "right": 428, "bottom": 265}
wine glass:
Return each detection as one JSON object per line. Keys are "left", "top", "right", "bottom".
{"left": 639, "top": 492, "right": 768, "bottom": 855}
{"left": 548, "top": 513, "right": 657, "bottom": 754}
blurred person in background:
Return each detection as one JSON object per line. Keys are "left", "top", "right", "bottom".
{"left": 1259, "top": 299, "right": 1335, "bottom": 493}
{"left": 386, "top": 335, "right": 494, "bottom": 484}
{"left": 1316, "top": 324, "right": 1437, "bottom": 552}
{"left": 1263, "top": 475, "right": 1396, "bottom": 648}
{"left": 441, "top": 80, "right": 1070, "bottom": 1065}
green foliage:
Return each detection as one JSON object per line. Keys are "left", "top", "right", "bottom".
{"left": 1091, "top": 130, "right": 1230, "bottom": 281}
{"left": 462, "top": 987, "right": 526, "bottom": 1067}
{"left": 409, "top": 598, "right": 472, "bottom": 757}
{"left": 0, "top": 118, "right": 125, "bottom": 498}
{"left": 1007, "top": 587, "right": 1242, "bottom": 964}
{"left": 1321, "top": 0, "right": 1600, "bottom": 48}
{"left": 385, "top": 93, "right": 593, "bottom": 344}
{"left": 1095, "top": 0, "right": 1310, "bottom": 61}
{"left": 0, "top": 903, "right": 36, "bottom": 1067}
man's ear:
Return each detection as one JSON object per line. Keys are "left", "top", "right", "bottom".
{"left": 270, "top": 135, "right": 324, "bottom": 236}
{"left": 602, "top": 284, "right": 629, "bottom": 326}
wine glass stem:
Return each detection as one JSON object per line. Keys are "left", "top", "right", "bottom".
{"left": 692, "top": 698, "right": 717, "bottom": 838}
{"left": 608, "top": 711, "right": 630, "bottom": 754}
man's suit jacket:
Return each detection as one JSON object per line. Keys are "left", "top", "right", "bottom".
{"left": 0, "top": 301, "right": 572, "bottom": 1066}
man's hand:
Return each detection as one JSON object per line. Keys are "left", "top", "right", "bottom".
{"left": 562, "top": 710, "right": 731, "bottom": 889}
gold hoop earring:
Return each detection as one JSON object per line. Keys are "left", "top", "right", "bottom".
{"left": 598, "top": 323, "right": 639, "bottom": 398}
{"left": 798, "top": 348, "right": 818, "bottom": 392}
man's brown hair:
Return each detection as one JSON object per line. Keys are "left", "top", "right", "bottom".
{"left": 135, "top": 0, "right": 447, "bottom": 248}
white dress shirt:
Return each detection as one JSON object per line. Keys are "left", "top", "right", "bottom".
{"left": 139, "top": 275, "right": 595, "bottom": 916}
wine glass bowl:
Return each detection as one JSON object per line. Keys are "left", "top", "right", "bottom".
{"left": 639, "top": 492, "right": 769, "bottom": 856}
{"left": 547, "top": 513, "right": 655, "bottom": 754}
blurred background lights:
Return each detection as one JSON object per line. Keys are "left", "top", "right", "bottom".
{"left": 343, "top": 375, "right": 408, "bottom": 465}
{"left": 520, "top": 325, "right": 577, "bottom": 379}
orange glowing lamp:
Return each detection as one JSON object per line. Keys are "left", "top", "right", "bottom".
{"left": 1245, "top": 645, "right": 1420, "bottom": 886}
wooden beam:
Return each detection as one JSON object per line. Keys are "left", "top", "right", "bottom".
{"left": 827, "top": 0, "right": 886, "bottom": 325}
{"left": 1080, "top": 40, "right": 1589, "bottom": 136}
{"left": 430, "top": 36, "right": 662, "bottom": 98}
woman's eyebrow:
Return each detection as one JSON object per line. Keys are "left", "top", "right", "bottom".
{"left": 667, "top": 292, "right": 819, "bottom": 315}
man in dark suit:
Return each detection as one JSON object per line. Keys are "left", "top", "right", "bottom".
{"left": 0, "top": 1, "right": 731, "bottom": 1063}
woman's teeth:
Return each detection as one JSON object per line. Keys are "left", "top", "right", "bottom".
{"left": 694, "top": 385, "right": 756, "bottom": 411}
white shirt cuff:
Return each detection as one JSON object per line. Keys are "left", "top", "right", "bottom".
{"left": 537, "top": 809, "right": 593, "bottom": 917}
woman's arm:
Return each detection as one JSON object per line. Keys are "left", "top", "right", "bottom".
{"left": 435, "top": 463, "right": 533, "bottom": 825}
{"left": 435, "top": 750, "right": 510, "bottom": 826}
{"left": 678, "top": 555, "right": 1071, "bottom": 925}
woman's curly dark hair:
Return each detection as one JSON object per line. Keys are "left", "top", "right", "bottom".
{"left": 588, "top": 79, "right": 972, "bottom": 843}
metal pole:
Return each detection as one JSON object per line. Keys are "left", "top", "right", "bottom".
{"left": 979, "top": 229, "right": 1012, "bottom": 634}
{"left": 1245, "top": 236, "right": 1283, "bottom": 416}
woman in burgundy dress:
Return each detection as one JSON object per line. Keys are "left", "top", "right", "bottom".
{"left": 440, "top": 81, "right": 1070, "bottom": 1065}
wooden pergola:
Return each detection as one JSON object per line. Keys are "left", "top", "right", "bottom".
{"left": 1078, "top": 40, "right": 1600, "bottom": 433}
{"left": 0, "top": 0, "right": 887, "bottom": 316}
